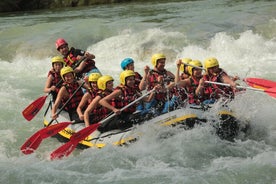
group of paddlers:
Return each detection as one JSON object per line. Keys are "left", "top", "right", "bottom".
{"left": 44, "top": 38, "right": 239, "bottom": 133}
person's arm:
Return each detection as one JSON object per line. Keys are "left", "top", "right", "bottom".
{"left": 99, "top": 89, "right": 121, "bottom": 115}
{"left": 221, "top": 73, "right": 237, "bottom": 89}
{"left": 84, "top": 51, "right": 95, "bottom": 59}
{"left": 44, "top": 75, "right": 55, "bottom": 93}
{"left": 167, "top": 70, "right": 175, "bottom": 82}
{"left": 195, "top": 78, "right": 205, "bottom": 97}
{"left": 51, "top": 87, "right": 67, "bottom": 119}
{"left": 139, "top": 65, "right": 150, "bottom": 91}
{"left": 175, "top": 59, "right": 182, "bottom": 84}
{"left": 77, "top": 93, "right": 90, "bottom": 121}
{"left": 84, "top": 95, "right": 101, "bottom": 127}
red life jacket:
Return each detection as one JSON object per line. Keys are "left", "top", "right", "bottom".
{"left": 47, "top": 70, "right": 62, "bottom": 93}
{"left": 62, "top": 81, "right": 84, "bottom": 111}
{"left": 134, "top": 71, "right": 142, "bottom": 90}
{"left": 111, "top": 86, "right": 140, "bottom": 113}
{"left": 186, "top": 77, "right": 201, "bottom": 104}
{"left": 147, "top": 69, "right": 175, "bottom": 101}
{"left": 63, "top": 47, "right": 96, "bottom": 74}
{"left": 202, "top": 69, "right": 234, "bottom": 100}
{"left": 91, "top": 90, "right": 113, "bottom": 122}
{"left": 88, "top": 88, "right": 99, "bottom": 102}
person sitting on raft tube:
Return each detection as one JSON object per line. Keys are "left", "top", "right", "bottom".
{"left": 98, "top": 70, "right": 157, "bottom": 132}
{"left": 55, "top": 38, "right": 99, "bottom": 78}
{"left": 51, "top": 66, "right": 85, "bottom": 121}
{"left": 196, "top": 57, "right": 237, "bottom": 104}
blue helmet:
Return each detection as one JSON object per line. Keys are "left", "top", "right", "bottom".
{"left": 121, "top": 58, "right": 134, "bottom": 70}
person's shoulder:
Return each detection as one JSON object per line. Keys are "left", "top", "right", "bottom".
{"left": 135, "top": 71, "right": 142, "bottom": 79}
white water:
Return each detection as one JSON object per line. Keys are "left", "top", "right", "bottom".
{"left": 0, "top": 0, "right": 276, "bottom": 183}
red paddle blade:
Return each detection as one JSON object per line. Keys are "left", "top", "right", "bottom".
{"left": 20, "top": 122, "right": 71, "bottom": 154}
{"left": 40, "top": 122, "right": 71, "bottom": 139}
{"left": 50, "top": 141, "right": 78, "bottom": 160}
{"left": 70, "top": 123, "right": 100, "bottom": 142}
{"left": 22, "top": 96, "right": 47, "bottom": 121}
{"left": 265, "top": 87, "right": 276, "bottom": 98}
{"left": 50, "top": 123, "right": 100, "bottom": 160}
{"left": 244, "top": 78, "right": 276, "bottom": 90}
{"left": 21, "top": 131, "right": 43, "bottom": 154}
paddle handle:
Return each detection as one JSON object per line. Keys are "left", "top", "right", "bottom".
{"left": 181, "top": 61, "right": 206, "bottom": 71}
{"left": 205, "top": 81, "right": 264, "bottom": 92}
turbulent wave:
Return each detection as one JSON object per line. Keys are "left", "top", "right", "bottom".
{"left": 0, "top": 1, "right": 276, "bottom": 183}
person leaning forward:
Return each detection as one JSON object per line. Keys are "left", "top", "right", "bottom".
{"left": 51, "top": 66, "right": 85, "bottom": 122}
{"left": 98, "top": 70, "right": 156, "bottom": 132}
{"left": 196, "top": 57, "right": 237, "bottom": 104}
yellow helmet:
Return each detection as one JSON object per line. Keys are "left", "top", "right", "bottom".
{"left": 97, "top": 75, "right": 114, "bottom": 91}
{"left": 204, "top": 57, "right": 219, "bottom": 70}
{"left": 151, "top": 53, "right": 166, "bottom": 67}
{"left": 180, "top": 58, "right": 192, "bottom": 72}
{"left": 88, "top": 73, "right": 102, "bottom": 82}
{"left": 188, "top": 60, "right": 203, "bottom": 76}
{"left": 60, "top": 66, "right": 74, "bottom": 81}
{"left": 51, "top": 56, "right": 64, "bottom": 65}
{"left": 120, "top": 70, "right": 135, "bottom": 85}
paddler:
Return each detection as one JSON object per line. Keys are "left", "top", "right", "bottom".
{"left": 55, "top": 38, "right": 99, "bottom": 79}
{"left": 196, "top": 57, "right": 237, "bottom": 104}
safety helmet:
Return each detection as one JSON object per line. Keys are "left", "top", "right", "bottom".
{"left": 188, "top": 60, "right": 203, "bottom": 76}
{"left": 51, "top": 56, "right": 64, "bottom": 66}
{"left": 151, "top": 53, "right": 166, "bottom": 67}
{"left": 60, "top": 66, "right": 74, "bottom": 81}
{"left": 55, "top": 38, "right": 68, "bottom": 50}
{"left": 120, "top": 70, "right": 135, "bottom": 85}
{"left": 180, "top": 58, "right": 192, "bottom": 72}
{"left": 88, "top": 72, "right": 102, "bottom": 82}
{"left": 204, "top": 57, "right": 219, "bottom": 70}
{"left": 121, "top": 58, "right": 134, "bottom": 70}
{"left": 97, "top": 75, "right": 114, "bottom": 91}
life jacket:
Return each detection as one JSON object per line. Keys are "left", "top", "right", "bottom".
{"left": 173, "top": 86, "right": 188, "bottom": 102}
{"left": 202, "top": 69, "right": 234, "bottom": 101}
{"left": 62, "top": 81, "right": 83, "bottom": 111}
{"left": 64, "top": 47, "right": 96, "bottom": 75}
{"left": 147, "top": 69, "right": 175, "bottom": 101}
{"left": 87, "top": 88, "right": 99, "bottom": 103}
{"left": 79, "top": 88, "right": 99, "bottom": 111}
{"left": 186, "top": 76, "right": 201, "bottom": 104}
{"left": 91, "top": 90, "right": 113, "bottom": 122}
{"left": 47, "top": 70, "right": 62, "bottom": 93}
{"left": 111, "top": 85, "right": 140, "bottom": 113}
{"left": 134, "top": 71, "right": 142, "bottom": 90}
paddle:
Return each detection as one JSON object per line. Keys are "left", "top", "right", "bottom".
{"left": 205, "top": 81, "right": 276, "bottom": 98}
{"left": 182, "top": 62, "right": 276, "bottom": 90}
{"left": 20, "top": 81, "right": 85, "bottom": 155}
{"left": 50, "top": 89, "right": 155, "bottom": 160}
{"left": 22, "top": 57, "right": 87, "bottom": 121}
{"left": 20, "top": 122, "right": 71, "bottom": 154}
{"left": 244, "top": 77, "right": 276, "bottom": 89}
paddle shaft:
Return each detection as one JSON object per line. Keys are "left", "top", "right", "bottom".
{"left": 205, "top": 81, "right": 265, "bottom": 92}
{"left": 98, "top": 89, "right": 155, "bottom": 125}
{"left": 182, "top": 61, "right": 206, "bottom": 71}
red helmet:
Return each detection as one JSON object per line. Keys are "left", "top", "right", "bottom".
{"left": 55, "top": 38, "right": 68, "bottom": 50}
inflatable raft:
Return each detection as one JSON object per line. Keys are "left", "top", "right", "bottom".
{"left": 43, "top": 99, "right": 249, "bottom": 149}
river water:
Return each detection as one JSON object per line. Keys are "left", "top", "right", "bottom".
{"left": 0, "top": 0, "right": 276, "bottom": 183}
